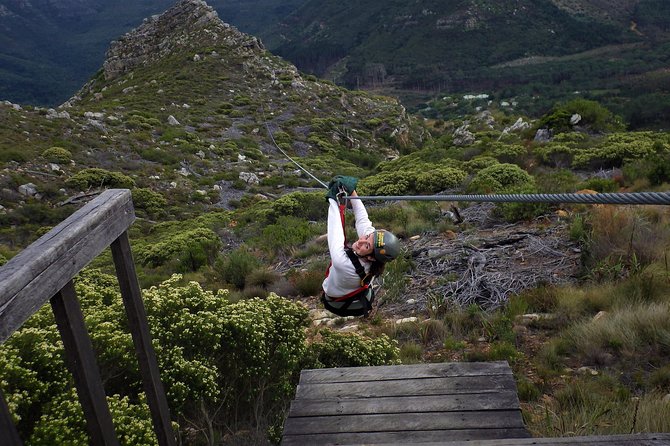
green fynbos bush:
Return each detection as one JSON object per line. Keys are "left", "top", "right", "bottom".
{"left": 66, "top": 168, "right": 135, "bottom": 190}
{"left": 42, "top": 147, "right": 72, "bottom": 164}
{"left": 132, "top": 188, "right": 167, "bottom": 215}
{"left": 468, "top": 163, "right": 534, "bottom": 193}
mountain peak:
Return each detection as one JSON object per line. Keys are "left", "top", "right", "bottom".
{"left": 103, "top": 0, "right": 263, "bottom": 81}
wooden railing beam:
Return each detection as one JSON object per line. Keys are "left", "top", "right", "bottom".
{"left": 0, "top": 189, "right": 135, "bottom": 343}
{"left": 51, "top": 281, "right": 120, "bottom": 446}
{"left": 111, "top": 232, "right": 176, "bottom": 446}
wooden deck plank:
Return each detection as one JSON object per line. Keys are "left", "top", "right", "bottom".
{"left": 283, "top": 362, "right": 529, "bottom": 444}
{"left": 281, "top": 428, "right": 531, "bottom": 446}
{"left": 364, "top": 432, "right": 670, "bottom": 445}
{"left": 295, "top": 374, "right": 516, "bottom": 400}
{"left": 289, "top": 391, "right": 520, "bottom": 417}
{"left": 283, "top": 410, "right": 525, "bottom": 436}
{"left": 299, "top": 361, "right": 511, "bottom": 383}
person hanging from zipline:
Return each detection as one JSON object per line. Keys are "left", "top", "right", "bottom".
{"left": 321, "top": 175, "right": 400, "bottom": 317}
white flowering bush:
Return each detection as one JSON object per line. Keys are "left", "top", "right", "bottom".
{"left": 30, "top": 389, "right": 158, "bottom": 446}
{"left": 307, "top": 329, "right": 400, "bottom": 368}
{"left": 0, "top": 270, "right": 402, "bottom": 444}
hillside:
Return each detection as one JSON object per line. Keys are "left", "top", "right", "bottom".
{"left": 267, "top": 0, "right": 670, "bottom": 127}
{"left": 0, "top": 0, "right": 417, "bottom": 234}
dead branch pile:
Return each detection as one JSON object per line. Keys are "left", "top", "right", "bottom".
{"left": 402, "top": 204, "right": 581, "bottom": 312}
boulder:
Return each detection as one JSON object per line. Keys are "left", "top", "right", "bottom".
{"left": 502, "top": 117, "right": 531, "bottom": 134}
{"left": 453, "top": 123, "right": 475, "bottom": 146}
{"left": 534, "top": 128, "right": 552, "bottom": 142}
{"left": 18, "top": 183, "right": 38, "bottom": 197}
{"left": 239, "top": 172, "right": 259, "bottom": 184}
{"left": 570, "top": 113, "right": 582, "bottom": 125}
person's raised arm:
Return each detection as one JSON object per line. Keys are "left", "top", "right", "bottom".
{"left": 326, "top": 198, "right": 350, "bottom": 266}
{"left": 350, "top": 190, "right": 375, "bottom": 237}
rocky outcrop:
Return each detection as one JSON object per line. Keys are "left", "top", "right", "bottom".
{"left": 103, "top": 0, "right": 263, "bottom": 80}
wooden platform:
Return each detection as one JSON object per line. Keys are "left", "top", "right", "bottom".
{"left": 282, "top": 361, "right": 529, "bottom": 445}
{"left": 401, "top": 433, "right": 670, "bottom": 445}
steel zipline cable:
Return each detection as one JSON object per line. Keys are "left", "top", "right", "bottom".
{"left": 262, "top": 117, "right": 670, "bottom": 207}
{"left": 262, "top": 109, "right": 328, "bottom": 188}
{"left": 347, "top": 192, "right": 670, "bottom": 206}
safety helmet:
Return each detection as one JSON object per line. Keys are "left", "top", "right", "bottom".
{"left": 372, "top": 229, "right": 400, "bottom": 263}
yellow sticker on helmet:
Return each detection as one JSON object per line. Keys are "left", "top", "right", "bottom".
{"left": 376, "top": 231, "right": 384, "bottom": 247}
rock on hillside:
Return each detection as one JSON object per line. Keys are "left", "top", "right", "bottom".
{"left": 102, "top": 0, "right": 262, "bottom": 81}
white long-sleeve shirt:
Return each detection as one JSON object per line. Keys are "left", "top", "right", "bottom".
{"left": 322, "top": 197, "right": 375, "bottom": 298}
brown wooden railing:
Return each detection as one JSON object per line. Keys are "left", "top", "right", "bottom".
{"left": 0, "top": 189, "right": 175, "bottom": 446}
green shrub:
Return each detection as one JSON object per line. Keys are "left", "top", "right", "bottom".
{"left": 289, "top": 269, "right": 325, "bottom": 297}
{"left": 491, "top": 143, "right": 526, "bottom": 164}
{"left": 497, "top": 184, "right": 550, "bottom": 222}
{"left": 468, "top": 163, "right": 534, "bottom": 193}
{"left": 0, "top": 148, "right": 29, "bottom": 163}
{"left": 307, "top": 329, "right": 400, "bottom": 368}
{"left": 463, "top": 156, "right": 499, "bottom": 173}
{"left": 66, "top": 168, "right": 135, "bottom": 190}
{"left": 137, "top": 147, "right": 180, "bottom": 165}
{"left": 578, "top": 178, "right": 618, "bottom": 193}
{"left": 649, "top": 365, "right": 670, "bottom": 391}
{"left": 126, "top": 114, "right": 160, "bottom": 130}
{"left": 624, "top": 151, "right": 670, "bottom": 186}
{"left": 301, "top": 154, "right": 367, "bottom": 179}
{"left": 415, "top": 167, "right": 467, "bottom": 193}
{"left": 246, "top": 268, "right": 279, "bottom": 289}
{"left": 399, "top": 342, "right": 423, "bottom": 364}
{"left": 535, "top": 143, "right": 574, "bottom": 168}
{"left": 0, "top": 270, "right": 404, "bottom": 445}
{"left": 233, "top": 95, "right": 252, "bottom": 106}
{"left": 536, "top": 169, "right": 581, "bottom": 193}
{"left": 132, "top": 188, "right": 167, "bottom": 215}
{"left": 382, "top": 251, "right": 413, "bottom": 303}
{"left": 259, "top": 216, "right": 322, "bottom": 254}
{"left": 213, "top": 247, "right": 260, "bottom": 289}
{"left": 269, "top": 191, "right": 327, "bottom": 222}
{"left": 30, "top": 390, "right": 156, "bottom": 446}
{"left": 42, "top": 147, "right": 72, "bottom": 164}
{"left": 538, "top": 99, "right": 624, "bottom": 134}
{"left": 517, "top": 377, "right": 541, "bottom": 402}
{"left": 135, "top": 227, "right": 221, "bottom": 271}
{"left": 358, "top": 171, "right": 413, "bottom": 196}
{"left": 0, "top": 253, "right": 7, "bottom": 266}
{"left": 572, "top": 132, "right": 661, "bottom": 169}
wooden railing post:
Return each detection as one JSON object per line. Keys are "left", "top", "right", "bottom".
{"left": 50, "top": 280, "right": 120, "bottom": 446}
{"left": 111, "top": 232, "right": 176, "bottom": 446}
{"left": 0, "top": 389, "right": 22, "bottom": 446}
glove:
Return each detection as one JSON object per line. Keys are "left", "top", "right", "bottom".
{"left": 325, "top": 179, "right": 341, "bottom": 201}
{"left": 334, "top": 175, "right": 358, "bottom": 195}
{"left": 324, "top": 175, "right": 358, "bottom": 201}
